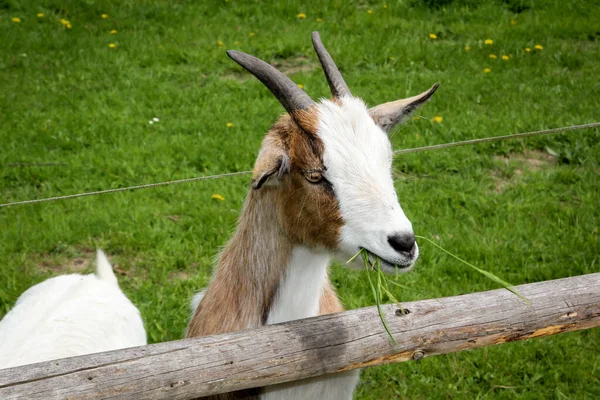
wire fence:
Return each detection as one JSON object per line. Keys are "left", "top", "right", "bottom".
{"left": 1, "top": 122, "right": 598, "bottom": 208}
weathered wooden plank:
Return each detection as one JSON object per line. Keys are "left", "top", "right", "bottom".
{"left": 0, "top": 273, "right": 598, "bottom": 399}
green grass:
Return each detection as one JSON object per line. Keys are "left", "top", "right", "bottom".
{"left": 1, "top": 0, "right": 599, "bottom": 398}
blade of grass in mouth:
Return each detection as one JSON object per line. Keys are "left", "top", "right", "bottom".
{"left": 415, "top": 235, "right": 529, "bottom": 304}
{"left": 362, "top": 250, "right": 398, "bottom": 345}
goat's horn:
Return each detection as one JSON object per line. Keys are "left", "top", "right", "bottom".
{"left": 312, "top": 32, "right": 351, "bottom": 98}
{"left": 227, "top": 50, "right": 316, "bottom": 117}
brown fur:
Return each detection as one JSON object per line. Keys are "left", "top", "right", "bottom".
{"left": 187, "top": 112, "right": 345, "bottom": 400}
{"left": 279, "top": 117, "right": 343, "bottom": 249}
{"left": 319, "top": 278, "right": 345, "bottom": 315}
{"left": 186, "top": 189, "right": 291, "bottom": 336}
{"left": 291, "top": 108, "right": 319, "bottom": 135}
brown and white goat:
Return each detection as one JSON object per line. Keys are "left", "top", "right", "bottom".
{"left": 187, "top": 32, "right": 438, "bottom": 399}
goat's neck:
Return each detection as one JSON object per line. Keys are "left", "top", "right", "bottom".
{"left": 187, "top": 190, "right": 333, "bottom": 337}
{"left": 266, "top": 246, "right": 330, "bottom": 325}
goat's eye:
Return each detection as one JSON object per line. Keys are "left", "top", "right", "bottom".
{"left": 304, "top": 171, "right": 323, "bottom": 184}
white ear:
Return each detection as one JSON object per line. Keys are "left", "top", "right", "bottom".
{"left": 251, "top": 137, "right": 290, "bottom": 190}
{"left": 369, "top": 83, "right": 439, "bottom": 133}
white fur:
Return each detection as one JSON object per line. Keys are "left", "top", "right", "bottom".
{"left": 266, "top": 246, "right": 329, "bottom": 324}
{"left": 190, "top": 290, "right": 206, "bottom": 316}
{"left": 94, "top": 248, "right": 118, "bottom": 285}
{"left": 317, "top": 96, "right": 418, "bottom": 270}
{"left": 0, "top": 250, "right": 147, "bottom": 369}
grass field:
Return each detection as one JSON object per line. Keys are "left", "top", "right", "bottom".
{"left": 1, "top": 0, "right": 599, "bottom": 398}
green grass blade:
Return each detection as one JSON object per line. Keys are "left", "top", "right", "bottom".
{"left": 415, "top": 235, "right": 529, "bottom": 303}
{"left": 375, "top": 258, "right": 398, "bottom": 345}
{"left": 346, "top": 248, "right": 363, "bottom": 264}
{"left": 361, "top": 250, "right": 397, "bottom": 345}
{"left": 382, "top": 276, "right": 412, "bottom": 291}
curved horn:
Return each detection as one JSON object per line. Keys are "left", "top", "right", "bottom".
{"left": 227, "top": 50, "right": 315, "bottom": 116}
{"left": 312, "top": 32, "right": 351, "bottom": 98}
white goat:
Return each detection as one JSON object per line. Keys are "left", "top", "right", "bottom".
{"left": 187, "top": 32, "right": 438, "bottom": 399}
{"left": 0, "top": 249, "right": 147, "bottom": 369}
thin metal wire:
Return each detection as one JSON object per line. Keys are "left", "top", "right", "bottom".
{"left": 0, "top": 171, "right": 251, "bottom": 208}
{"left": 394, "top": 122, "right": 600, "bottom": 155}
{"left": 1, "top": 122, "right": 598, "bottom": 208}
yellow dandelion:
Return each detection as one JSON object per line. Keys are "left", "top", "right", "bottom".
{"left": 465, "top": 45, "right": 471, "bottom": 52}
{"left": 212, "top": 194, "right": 225, "bottom": 201}
{"left": 484, "top": 39, "right": 493, "bottom": 45}
{"left": 433, "top": 116, "right": 443, "bottom": 123}
{"left": 12, "top": 17, "right": 21, "bottom": 23}
{"left": 248, "top": 32, "right": 255, "bottom": 37}
{"left": 66, "top": 22, "right": 72, "bottom": 29}
{"left": 383, "top": 4, "right": 388, "bottom": 8}
{"left": 226, "top": 122, "right": 233, "bottom": 127}
{"left": 316, "top": 18, "right": 323, "bottom": 22}
{"left": 367, "top": 9, "right": 373, "bottom": 14}
{"left": 484, "top": 67, "right": 491, "bottom": 73}
{"left": 297, "top": 13, "right": 306, "bottom": 19}
{"left": 108, "top": 43, "right": 116, "bottom": 48}
{"left": 429, "top": 33, "right": 438, "bottom": 40}
{"left": 217, "top": 40, "right": 223, "bottom": 48}
{"left": 297, "top": 84, "right": 304, "bottom": 89}
{"left": 37, "top": 13, "right": 45, "bottom": 18}
{"left": 502, "top": 55, "right": 509, "bottom": 61}
{"left": 110, "top": 29, "right": 117, "bottom": 34}
{"left": 59, "top": 18, "right": 67, "bottom": 24}
{"left": 101, "top": 14, "right": 109, "bottom": 19}
{"left": 489, "top": 54, "right": 497, "bottom": 59}
{"left": 511, "top": 19, "right": 517, "bottom": 25}
{"left": 534, "top": 44, "right": 543, "bottom": 50}
{"left": 525, "top": 47, "right": 531, "bottom": 52}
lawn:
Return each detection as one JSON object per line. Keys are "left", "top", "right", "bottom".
{"left": 1, "top": 0, "right": 599, "bottom": 398}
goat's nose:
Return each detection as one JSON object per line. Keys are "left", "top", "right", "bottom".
{"left": 387, "top": 233, "right": 416, "bottom": 254}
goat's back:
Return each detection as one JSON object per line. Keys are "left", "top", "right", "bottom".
{"left": 0, "top": 272, "right": 146, "bottom": 369}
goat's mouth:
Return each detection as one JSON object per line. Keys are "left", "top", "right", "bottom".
{"left": 361, "top": 248, "right": 415, "bottom": 273}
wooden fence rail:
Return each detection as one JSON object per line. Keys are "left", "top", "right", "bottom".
{"left": 1, "top": 273, "right": 599, "bottom": 399}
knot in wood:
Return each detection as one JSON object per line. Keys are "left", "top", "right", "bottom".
{"left": 412, "top": 350, "right": 425, "bottom": 361}
{"left": 395, "top": 308, "right": 411, "bottom": 316}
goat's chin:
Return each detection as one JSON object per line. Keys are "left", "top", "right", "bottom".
{"left": 378, "top": 257, "right": 416, "bottom": 274}
{"left": 332, "top": 248, "right": 418, "bottom": 274}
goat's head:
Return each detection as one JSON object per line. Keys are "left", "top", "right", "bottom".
{"left": 230, "top": 32, "right": 438, "bottom": 273}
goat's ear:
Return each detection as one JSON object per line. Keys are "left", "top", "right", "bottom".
{"left": 369, "top": 83, "right": 439, "bottom": 133}
{"left": 251, "top": 138, "right": 290, "bottom": 190}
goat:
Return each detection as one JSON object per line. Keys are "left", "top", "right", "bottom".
{"left": 186, "top": 32, "right": 438, "bottom": 399}
{"left": 0, "top": 249, "right": 147, "bottom": 369}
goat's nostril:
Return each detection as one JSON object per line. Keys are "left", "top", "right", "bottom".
{"left": 388, "top": 234, "right": 416, "bottom": 254}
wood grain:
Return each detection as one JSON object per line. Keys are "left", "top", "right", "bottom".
{"left": 1, "top": 273, "right": 598, "bottom": 399}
